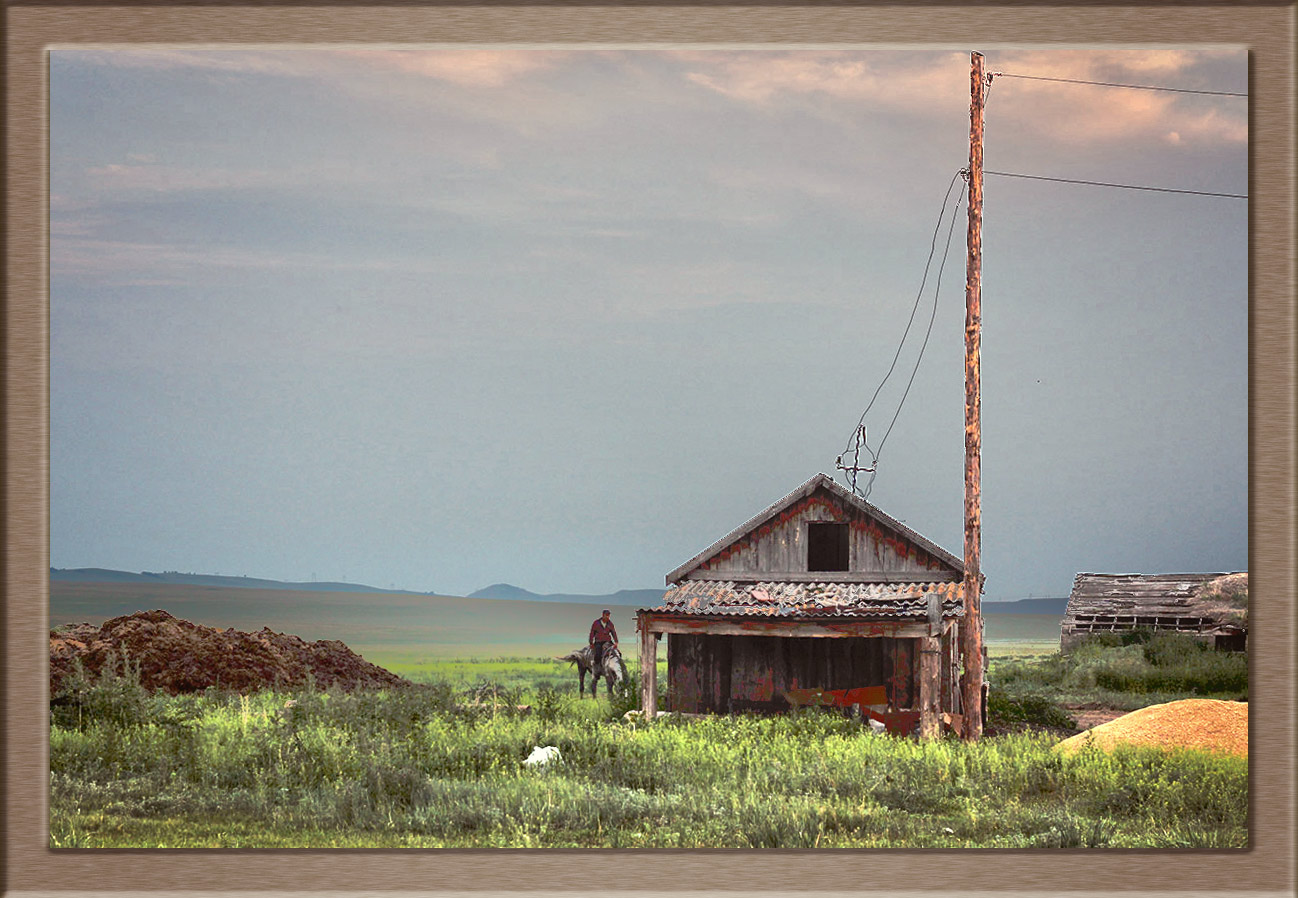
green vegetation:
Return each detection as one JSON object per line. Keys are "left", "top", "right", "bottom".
{"left": 990, "top": 630, "right": 1247, "bottom": 712}
{"left": 50, "top": 652, "right": 1246, "bottom": 849}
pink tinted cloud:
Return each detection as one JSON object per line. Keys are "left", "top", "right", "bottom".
{"left": 986, "top": 49, "right": 1246, "bottom": 146}
{"left": 682, "top": 50, "right": 967, "bottom": 114}
{"left": 337, "top": 49, "right": 568, "bottom": 87}
{"left": 66, "top": 47, "right": 568, "bottom": 88}
{"left": 681, "top": 48, "right": 1245, "bottom": 148}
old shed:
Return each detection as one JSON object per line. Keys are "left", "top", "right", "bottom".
{"left": 1060, "top": 572, "right": 1248, "bottom": 652}
{"left": 636, "top": 474, "right": 973, "bottom": 737}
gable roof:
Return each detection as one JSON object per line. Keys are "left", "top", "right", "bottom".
{"left": 666, "top": 473, "right": 964, "bottom": 585}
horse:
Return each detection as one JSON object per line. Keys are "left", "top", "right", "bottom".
{"left": 557, "top": 643, "right": 626, "bottom": 698}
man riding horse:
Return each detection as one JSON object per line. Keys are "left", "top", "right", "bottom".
{"left": 589, "top": 609, "right": 618, "bottom": 673}
{"left": 557, "top": 610, "right": 625, "bottom": 697}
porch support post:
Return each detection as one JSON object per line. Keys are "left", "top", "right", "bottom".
{"left": 918, "top": 634, "right": 941, "bottom": 739}
{"left": 638, "top": 612, "right": 657, "bottom": 718}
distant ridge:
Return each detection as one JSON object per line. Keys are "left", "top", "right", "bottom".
{"left": 49, "top": 568, "right": 431, "bottom": 595}
{"left": 48, "top": 568, "right": 666, "bottom": 607}
{"left": 468, "top": 583, "right": 665, "bottom": 607}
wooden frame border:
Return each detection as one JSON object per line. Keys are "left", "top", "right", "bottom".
{"left": 5, "top": 5, "right": 1293, "bottom": 897}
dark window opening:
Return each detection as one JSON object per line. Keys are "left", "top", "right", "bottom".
{"left": 807, "top": 522, "right": 849, "bottom": 572}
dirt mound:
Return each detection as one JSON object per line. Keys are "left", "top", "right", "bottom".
{"left": 1055, "top": 699, "right": 1247, "bottom": 757}
{"left": 50, "top": 609, "right": 408, "bottom": 695}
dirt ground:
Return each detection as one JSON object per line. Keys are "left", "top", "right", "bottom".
{"left": 1064, "top": 705, "right": 1130, "bottom": 731}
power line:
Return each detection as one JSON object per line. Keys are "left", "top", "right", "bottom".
{"left": 985, "top": 169, "right": 1247, "bottom": 199}
{"left": 840, "top": 171, "right": 962, "bottom": 454}
{"left": 837, "top": 171, "right": 968, "bottom": 499}
{"left": 875, "top": 176, "right": 966, "bottom": 462}
{"left": 990, "top": 72, "right": 1247, "bottom": 98}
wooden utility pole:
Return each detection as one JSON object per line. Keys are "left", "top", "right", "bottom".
{"left": 960, "top": 51, "right": 985, "bottom": 740}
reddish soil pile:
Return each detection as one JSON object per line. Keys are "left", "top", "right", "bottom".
{"left": 50, "top": 609, "right": 408, "bottom": 695}
{"left": 1055, "top": 699, "right": 1248, "bottom": 757}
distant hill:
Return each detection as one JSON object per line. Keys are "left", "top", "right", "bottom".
{"left": 50, "top": 568, "right": 429, "bottom": 596}
{"left": 468, "top": 583, "right": 665, "bottom": 607}
{"left": 983, "top": 597, "right": 1068, "bottom": 615}
{"left": 48, "top": 568, "right": 665, "bottom": 607}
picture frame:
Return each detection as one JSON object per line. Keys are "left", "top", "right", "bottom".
{"left": 6, "top": 2, "right": 1293, "bottom": 895}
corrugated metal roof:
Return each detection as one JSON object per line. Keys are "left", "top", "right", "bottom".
{"left": 648, "top": 579, "right": 965, "bottom": 619}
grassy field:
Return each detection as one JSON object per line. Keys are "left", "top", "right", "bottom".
{"left": 50, "top": 581, "right": 1066, "bottom": 668}
{"left": 49, "top": 635, "right": 1247, "bottom": 849}
{"left": 51, "top": 581, "right": 1246, "bottom": 849}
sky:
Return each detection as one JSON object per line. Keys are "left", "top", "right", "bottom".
{"left": 50, "top": 47, "right": 1248, "bottom": 600}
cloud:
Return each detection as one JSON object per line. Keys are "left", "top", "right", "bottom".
{"left": 678, "top": 48, "right": 1245, "bottom": 148}
{"left": 51, "top": 235, "right": 448, "bottom": 286}
{"left": 681, "top": 50, "right": 967, "bottom": 114}
{"left": 62, "top": 47, "right": 569, "bottom": 89}
{"left": 986, "top": 49, "right": 1247, "bottom": 146}
{"left": 86, "top": 162, "right": 281, "bottom": 193}
{"left": 79, "top": 158, "right": 379, "bottom": 197}
{"left": 338, "top": 49, "right": 567, "bottom": 87}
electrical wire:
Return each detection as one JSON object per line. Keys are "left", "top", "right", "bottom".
{"left": 875, "top": 178, "right": 966, "bottom": 464}
{"left": 984, "top": 169, "right": 1247, "bottom": 199}
{"left": 990, "top": 72, "right": 1247, "bottom": 98}
{"left": 837, "top": 171, "right": 967, "bottom": 499}
{"left": 840, "top": 171, "right": 963, "bottom": 457}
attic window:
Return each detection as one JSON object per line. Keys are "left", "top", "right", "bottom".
{"left": 807, "top": 522, "right": 849, "bottom": 572}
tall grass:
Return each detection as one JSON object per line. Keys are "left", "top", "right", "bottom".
{"left": 991, "top": 631, "right": 1247, "bottom": 711}
{"left": 50, "top": 657, "right": 1246, "bottom": 849}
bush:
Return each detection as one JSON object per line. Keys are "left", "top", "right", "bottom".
{"left": 987, "top": 691, "right": 1077, "bottom": 731}
{"left": 991, "top": 633, "right": 1247, "bottom": 703}
{"left": 51, "top": 650, "right": 154, "bottom": 730}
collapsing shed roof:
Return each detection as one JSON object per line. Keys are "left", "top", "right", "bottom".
{"left": 649, "top": 579, "right": 964, "bottom": 620}
{"left": 1064, "top": 572, "right": 1247, "bottom": 632}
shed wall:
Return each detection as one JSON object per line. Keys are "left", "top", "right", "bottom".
{"left": 666, "top": 632, "right": 923, "bottom": 714}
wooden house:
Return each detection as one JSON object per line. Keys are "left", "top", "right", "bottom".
{"left": 1060, "top": 572, "right": 1248, "bottom": 652}
{"left": 636, "top": 473, "right": 973, "bottom": 737}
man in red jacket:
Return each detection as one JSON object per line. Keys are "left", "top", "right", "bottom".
{"left": 589, "top": 609, "right": 618, "bottom": 670}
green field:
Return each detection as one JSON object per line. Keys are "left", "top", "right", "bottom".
{"left": 50, "top": 660, "right": 1246, "bottom": 849}
{"left": 48, "top": 589, "right": 1248, "bottom": 850}
{"left": 50, "top": 581, "right": 1063, "bottom": 674}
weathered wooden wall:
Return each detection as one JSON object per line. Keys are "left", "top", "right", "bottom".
{"left": 666, "top": 633, "right": 935, "bottom": 714}
{"left": 695, "top": 490, "right": 950, "bottom": 577}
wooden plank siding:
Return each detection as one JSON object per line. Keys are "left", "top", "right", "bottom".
{"left": 695, "top": 495, "right": 949, "bottom": 578}
{"left": 666, "top": 633, "right": 918, "bottom": 714}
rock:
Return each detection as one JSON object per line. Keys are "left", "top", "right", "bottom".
{"left": 49, "top": 609, "right": 408, "bottom": 696}
{"left": 523, "top": 745, "right": 561, "bottom": 767}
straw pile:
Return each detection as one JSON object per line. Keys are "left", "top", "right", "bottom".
{"left": 1055, "top": 699, "right": 1247, "bottom": 757}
